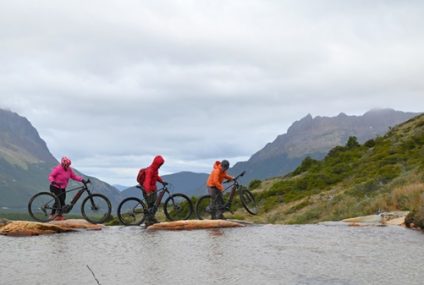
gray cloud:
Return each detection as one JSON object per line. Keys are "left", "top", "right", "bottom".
{"left": 1, "top": 0, "right": 423, "bottom": 184}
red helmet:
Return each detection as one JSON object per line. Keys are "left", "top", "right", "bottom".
{"left": 61, "top": 156, "right": 71, "bottom": 168}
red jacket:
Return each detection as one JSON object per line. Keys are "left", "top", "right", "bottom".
{"left": 143, "top": 155, "right": 165, "bottom": 193}
{"left": 207, "top": 161, "right": 233, "bottom": 191}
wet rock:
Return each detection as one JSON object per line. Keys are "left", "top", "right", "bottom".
{"left": 0, "top": 221, "right": 74, "bottom": 236}
{"left": 147, "top": 219, "right": 245, "bottom": 231}
{"left": 0, "top": 219, "right": 103, "bottom": 237}
{"left": 49, "top": 219, "right": 103, "bottom": 231}
{"left": 384, "top": 217, "right": 406, "bottom": 226}
{"left": 342, "top": 215, "right": 383, "bottom": 224}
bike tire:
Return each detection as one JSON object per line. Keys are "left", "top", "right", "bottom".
{"left": 81, "top": 194, "right": 112, "bottom": 224}
{"left": 117, "top": 197, "right": 147, "bottom": 226}
{"left": 28, "top": 192, "right": 60, "bottom": 222}
{"left": 239, "top": 189, "right": 258, "bottom": 215}
{"left": 163, "top": 193, "right": 193, "bottom": 221}
{"left": 195, "top": 195, "right": 212, "bottom": 220}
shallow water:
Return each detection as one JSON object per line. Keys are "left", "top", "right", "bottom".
{"left": 1, "top": 224, "right": 424, "bottom": 285}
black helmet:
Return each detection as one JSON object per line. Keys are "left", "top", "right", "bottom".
{"left": 221, "top": 160, "right": 230, "bottom": 170}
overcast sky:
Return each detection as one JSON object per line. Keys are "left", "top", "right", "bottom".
{"left": 1, "top": 0, "right": 423, "bottom": 185}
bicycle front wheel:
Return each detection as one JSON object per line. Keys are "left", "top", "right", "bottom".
{"left": 28, "top": 192, "right": 60, "bottom": 222}
{"left": 117, "top": 197, "right": 146, "bottom": 226}
{"left": 239, "top": 189, "right": 258, "bottom": 215}
{"left": 163, "top": 193, "right": 193, "bottom": 221}
{"left": 81, "top": 194, "right": 112, "bottom": 224}
{"left": 195, "top": 195, "right": 212, "bottom": 220}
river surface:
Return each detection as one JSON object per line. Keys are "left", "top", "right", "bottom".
{"left": 1, "top": 224, "right": 424, "bottom": 285}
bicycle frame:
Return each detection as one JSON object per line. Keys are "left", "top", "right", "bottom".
{"left": 221, "top": 181, "right": 240, "bottom": 211}
{"left": 154, "top": 186, "right": 172, "bottom": 207}
{"left": 54, "top": 183, "right": 92, "bottom": 213}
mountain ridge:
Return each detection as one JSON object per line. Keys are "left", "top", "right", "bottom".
{"left": 231, "top": 108, "right": 419, "bottom": 183}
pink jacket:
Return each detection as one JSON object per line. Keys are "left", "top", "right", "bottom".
{"left": 48, "top": 164, "right": 83, "bottom": 189}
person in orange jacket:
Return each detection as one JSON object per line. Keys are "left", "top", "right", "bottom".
{"left": 207, "top": 160, "right": 234, "bottom": 219}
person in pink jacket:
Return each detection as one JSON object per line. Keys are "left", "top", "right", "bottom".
{"left": 48, "top": 156, "right": 87, "bottom": 220}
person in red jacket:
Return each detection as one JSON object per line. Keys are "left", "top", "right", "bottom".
{"left": 141, "top": 155, "right": 167, "bottom": 226}
{"left": 207, "top": 160, "right": 233, "bottom": 219}
{"left": 48, "top": 156, "right": 87, "bottom": 220}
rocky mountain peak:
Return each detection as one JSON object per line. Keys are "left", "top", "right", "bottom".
{"left": 0, "top": 108, "right": 56, "bottom": 165}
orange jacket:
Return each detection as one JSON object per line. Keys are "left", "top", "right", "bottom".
{"left": 207, "top": 161, "right": 233, "bottom": 191}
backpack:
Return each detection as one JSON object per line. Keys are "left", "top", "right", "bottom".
{"left": 136, "top": 168, "right": 147, "bottom": 186}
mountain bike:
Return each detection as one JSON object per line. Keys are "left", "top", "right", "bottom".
{"left": 28, "top": 180, "right": 112, "bottom": 224}
{"left": 117, "top": 183, "right": 193, "bottom": 226}
{"left": 195, "top": 171, "right": 258, "bottom": 220}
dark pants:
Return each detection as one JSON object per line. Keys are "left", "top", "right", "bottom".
{"left": 50, "top": 184, "right": 66, "bottom": 215}
{"left": 142, "top": 190, "right": 157, "bottom": 221}
{"left": 208, "top": 186, "right": 224, "bottom": 219}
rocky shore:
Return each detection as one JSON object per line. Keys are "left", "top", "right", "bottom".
{"left": 0, "top": 219, "right": 103, "bottom": 237}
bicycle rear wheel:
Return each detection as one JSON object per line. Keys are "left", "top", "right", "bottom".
{"left": 239, "top": 189, "right": 258, "bottom": 215}
{"left": 164, "top": 193, "right": 193, "bottom": 221}
{"left": 117, "top": 197, "right": 146, "bottom": 226}
{"left": 81, "top": 194, "right": 112, "bottom": 224}
{"left": 28, "top": 192, "right": 60, "bottom": 222}
{"left": 195, "top": 195, "right": 212, "bottom": 220}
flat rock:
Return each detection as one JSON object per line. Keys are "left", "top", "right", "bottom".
{"left": 342, "top": 211, "right": 408, "bottom": 226}
{"left": 147, "top": 219, "right": 245, "bottom": 231}
{"left": 0, "top": 219, "right": 103, "bottom": 237}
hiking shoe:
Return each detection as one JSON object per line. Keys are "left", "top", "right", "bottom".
{"left": 54, "top": 215, "right": 65, "bottom": 221}
{"left": 217, "top": 215, "right": 226, "bottom": 220}
{"left": 144, "top": 221, "right": 152, "bottom": 229}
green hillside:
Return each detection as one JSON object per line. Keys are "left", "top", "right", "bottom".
{"left": 229, "top": 113, "right": 424, "bottom": 224}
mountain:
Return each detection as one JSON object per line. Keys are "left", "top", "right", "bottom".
{"left": 113, "top": 184, "right": 130, "bottom": 192}
{"left": 231, "top": 109, "right": 418, "bottom": 183}
{"left": 0, "top": 109, "right": 122, "bottom": 211}
{"left": 230, "top": 113, "right": 424, "bottom": 224}
{"left": 121, "top": 171, "right": 209, "bottom": 199}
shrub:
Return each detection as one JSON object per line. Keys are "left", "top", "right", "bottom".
{"left": 346, "top": 136, "right": 360, "bottom": 148}
{"left": 249, "top": 179, "right": 262, "bottom": 191}
{"left": 292, "top": 156, "right": 320, "bottom": 176}
{"left": 406, "top": 206, "right": 424, "bottom": 229}
{"left": 364, "top": 139, "right": 376, "bottom": 148}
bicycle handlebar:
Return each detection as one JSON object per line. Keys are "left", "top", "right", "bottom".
{"left": 223, "top": 171, "right": 246, "bottom": 184}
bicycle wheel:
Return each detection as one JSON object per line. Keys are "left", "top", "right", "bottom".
{"left": 28, "top": 192, "right": 60, "bottom": 222}
{"left": 239, "top": 189, "right": 258, "bottom": 215}
{"left": 81, "top": 194, "right": 112, "bottom": 224}
{"left": 195, "top": 195, "right": 212, "bottom": 220}
{"left": 117, "top": 197, "right": 146, "bottom": 226}
{"left": 164, "top": 193, "right": 193, "bottom": 221}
